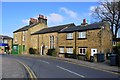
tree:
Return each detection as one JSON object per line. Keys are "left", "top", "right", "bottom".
{"left": 91, "top": 0, "right": 120, "bottom": 38}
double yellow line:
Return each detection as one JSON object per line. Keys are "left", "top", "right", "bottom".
{"left": 17, "top": 60, "right": 37, "bottom": 80}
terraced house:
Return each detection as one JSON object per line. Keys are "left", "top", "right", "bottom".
{"left": 13, "top": 14, "right": 112, "bottom": 61}
{"left": 58, "top": 20, "right": 113, "bottom": 60}
{"left": 31, "top": 23, "right": 75, "bottom": 55}
{"left": 12, "top": 15, "right": 48, "bottom": 54}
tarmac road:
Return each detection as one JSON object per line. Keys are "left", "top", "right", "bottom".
{"left": 2, "top": 55, "right": 120, "bottom": 79}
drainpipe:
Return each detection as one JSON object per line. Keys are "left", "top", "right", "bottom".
{"left": 75, "top": 31, "right": 77, "bottom": 59}
{"left": 38, "top": 34, "right": 39, "bottom": 54}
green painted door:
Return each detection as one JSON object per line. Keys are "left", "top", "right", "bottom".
{"left": 19, "top": 45, "right": 22, "bottom": 54}
{"left": 12, "top": 44, "right": 18, "bottom": 54}
{"left": 23, "top": 45, "right": 25, "bottom": 52}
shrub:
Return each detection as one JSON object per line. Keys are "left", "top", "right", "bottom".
{"left": 85, "top": 51, "right": 90, "bottom": 60}
{"left": 77, "top": 54, "right": 86, "bottom": 61}
{"left": 47, "top": 49, "right": 57, "bottom": 57}
{"left": 29, "top": 48, "right": 35, "bottom": 54}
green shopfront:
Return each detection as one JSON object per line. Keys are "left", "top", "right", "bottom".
{"left": 12, "top": 44, "right": 26, "bottom": 54}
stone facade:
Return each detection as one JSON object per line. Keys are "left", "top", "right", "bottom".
{"left": 58, "top": 22, "right": 112, "bottom": 60}
{"left": 31, "top": 23, "right": 75, "bottom": 55}
{"left": 31, "top": 32, "right": 58, "bottom": 55}
{"left": 13, "top": 15, "right": 48, "bottom": 54}
{"left": 13, "top": 15, "right": 112, "bottom": 61}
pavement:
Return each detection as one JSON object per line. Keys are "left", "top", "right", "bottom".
{"left": 28, "top": 55, "right": 120, "bottom": 75}
{"left": 2, "top": 55, "right": 27, "bottom": 78}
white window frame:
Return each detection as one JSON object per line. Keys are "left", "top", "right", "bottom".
{"left": 22, "top": 31, "right": 25, "bottom": 41}
{"left": 79, "top": 32, "right": 86, "bottom": 38}
{"left": 50, "top": 35, "right": 54, "bottom": 49}
{"left": 66, "top": 33, "right": 73, "bottom": 39}
{"left": 67, "top": 47, "right": 73, "bottom": 54}
{"left": 15, "top": 35, "right": 17, "bottom": 42}
{"left": 113, "top": 42, "right": 116, "bottom": 46}
{"left": 59, "top": 47, "right": 64, "bottom": 53}
{"left": 3, "top": 39, "right": 8, "bottom": 43}
{"left": 79, "top": 48, "right": 87, "bottom": 55}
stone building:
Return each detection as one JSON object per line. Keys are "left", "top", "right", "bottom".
{"left": 0, "top": 35, "right": 13, "bottom": 54}
{"left": 58, "top": 21, "right": 112, "bottom": 59}
{"left": 31, "top": 23, "right": 75, "bottom": 55}
{"left": 13, "top": 14, "right": 113, "bottom": 61}
{"left": 13, "top": 15, "right": 48, "bottom": 54}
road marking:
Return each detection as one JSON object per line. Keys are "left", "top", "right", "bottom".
{"left": 63, "top": 60, "right": 120, "bottom": 76}
{"left": 17, "top": 60, "right": 37, "bottom": 80}
{"left": 39, "top": 60, "right": 50, "bottom": 64}
{"left": 49, "top": 57, "right": 120, "bottom": 76}
{"left": 56, "top": 66, "right": 85, "bottom": 78}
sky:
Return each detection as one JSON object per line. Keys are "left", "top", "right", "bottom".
{"left": 1, "top": 2, "right": 120, "bottom": 37}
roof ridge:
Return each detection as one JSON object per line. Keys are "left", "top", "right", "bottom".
{"left": 49, "top": 23, "right": 75, "bottom": 28}
{"left": 31, "top": 23, "right": 75, "bottom": 35}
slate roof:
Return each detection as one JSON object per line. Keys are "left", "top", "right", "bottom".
{"left": 13, "top": 22, "right": 40, "bottom": 33}
{"left": 31, "top": 23, "right": 75, "bottom": 35}
{"left": 59, "top": 22, "right": 106, "bottom": 33}
{"left": 0, "top": 35, "right": 13, "bottom": 39}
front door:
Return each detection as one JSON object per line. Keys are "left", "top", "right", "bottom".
{"left": 40, "top": 45, "right": 43, "bottom": 55}
{"left": 40, "top": 45, "right": 45, "bottom": 55}
{"left": 91, "top": 48, "right": 97, "bottom": 56}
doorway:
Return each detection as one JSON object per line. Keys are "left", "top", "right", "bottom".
{"left": 40, "top": 45, "right": 45, "bottom": 55}
{"left": 91, "top": 48, "right": 97, "bottom": 56}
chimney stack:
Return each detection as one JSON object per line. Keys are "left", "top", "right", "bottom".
{"left": 29, "top": 18, "right": 37, "bottom": 25}
{"left": 38, "top": 14, "right": 47, "bottom": 25}
{"left": 81, "top": 19, "right": 88, "bottom": 26}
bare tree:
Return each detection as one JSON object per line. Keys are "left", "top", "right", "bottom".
{"left": 91, "top": 0, "right": 120, "bottom": 38}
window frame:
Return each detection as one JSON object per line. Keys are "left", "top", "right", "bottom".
{"left": 50, "top": 35, "right": 54, "bottom": 49}
{"left": 3, "top": 39, "right": 8, "bottom": 43}
{"left": 113, "top": 41, "right": 116, "bottom": 46}
{"left": 78, "top": 31, "right": 87, "bottom": 39}
{"left": 22, "top": 31, "right": 25, "bottom": 42}
{"left": 66, "top": 33, "right": 73, "bottom": 40}
{"left": 59, "top": 47, "right": 64, "bottom": 53}
{"left": 79, "top": 48, "right": 87, "bottom": 55}
{"left": 15, "top": 35, "right": 18, "bottom": 42}
{"left": 66, "top": 47, "right": 73, "bottom": 54}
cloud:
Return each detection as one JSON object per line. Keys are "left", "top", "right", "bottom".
{"left": 89, "top": 5, "right": 108, "bottom": 14}
{"left": 47, "top": 13, "right": 64, "bottom": 24}
{"left": 88, "top": 6, "right": 97, "bottom": 16}
{"left": 60, "top": 7, "right": 77, "bottom": 19}
{"left": 22, "top": 19, "right": 29, "bottom": 24}
{"left": 90, "top": 6, "right": 97, "bottom": 12}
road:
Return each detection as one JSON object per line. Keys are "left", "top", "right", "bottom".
{"left": 2, "top": 55, "right": 120, "bottom": 79}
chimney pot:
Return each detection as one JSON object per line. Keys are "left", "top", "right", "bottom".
{"left": 81, "top": 19, "right": 88, "bottom": 26}
{"left": 38, "top": 14, "right": 47, "bottom": 25}
{"left": 29, "top": 18, "right": 37, "bottom": 25}
{"left": 39, "top": 14, "right": 44, "bottom": 19}
{"left": 83, "top": 19, "right": 86, "bottom": 24}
